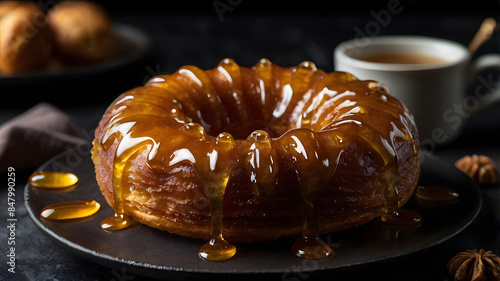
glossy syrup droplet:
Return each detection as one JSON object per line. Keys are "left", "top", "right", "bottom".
{"left": 29, "top": 171, "right": 78, "bottom": 189}
{"left": 258, "top": 58, "right": 272, "bottom": 66}
{"left": 197, "top": 132, "right": 237, "bottom": 261}
{"left": 198, "top": 237, "right": 237, "bottom": 262}
{"left": 179, "top": 122, "right": 207, "bottom": 141}
{"left": 40, "top": 200, "right": 100, "bottom": 220}
{"left": 249, "top": 129, "right": 270, "bottom": 142}
{"left": 368, "top": 81, "right": 381, "bottom": 90}
{"left": 415, "top": 186, "right": 459, "bottom": 204}
{"left": 215, "top": 132, "right": 234, "bottom": 143}
{"left": 101, "top": 213, "right": 134, "bottom": 230}
{"left": 220, "top": 58, "right": 237, "bottom": 68}
{"left": 292, "top": 235, "right": 333, "bottom": 260}
{"left": 298, "top": 61, "right": 317, "bottom": 71}
{"left": 381, "top": 209, "right": 422, "bottom": 228}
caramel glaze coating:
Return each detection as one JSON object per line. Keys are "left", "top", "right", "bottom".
{"left": 92, "top": 59, "right": 420, "bottom": 242}
{"left": 48, "top": 1, "right": 115, "bottom": 65}
{"left": 0, "top": 2, "right": 53, "bottom": 74}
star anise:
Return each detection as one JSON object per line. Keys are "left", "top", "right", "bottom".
{"left": 447, "top": 249, "right": 500, "bottom": 281}
{"left": 455, "top": 155, "right": 499, "bottom": 185}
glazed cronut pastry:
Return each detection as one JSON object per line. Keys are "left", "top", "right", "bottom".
{"left": 92, "top": 59, "right": 420, "bottom": 242}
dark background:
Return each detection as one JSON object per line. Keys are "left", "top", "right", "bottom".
{"left": 99, "top": 0, "right": 500, "bottom": 15}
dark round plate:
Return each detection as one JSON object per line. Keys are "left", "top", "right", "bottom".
{"left": 0, "top": 23, "right": 150, "bottom": 85}
{"left": 24, "top": 148, "right": 481, "bottom": 279}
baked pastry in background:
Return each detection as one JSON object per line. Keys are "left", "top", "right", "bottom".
{"left": 0, "top": 1, "right": 23, "bottom": 19}
{"left": 0, "top": 0, "right": 116, "bottom": 74}
{"left": 0, "top": 2, "right": 53, "bottom": 74}
{"left": 48, "top": 1, "right": 115, "bottom": 65}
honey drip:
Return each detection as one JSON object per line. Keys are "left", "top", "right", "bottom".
{"left": 379, "top": 158, "right": 422, "bottom": 227}
{"left": 353, "top": 117, "right": 421, "bottom": 228}
{"left": 197, "top": 132, "right": 237, "bottom": 261}
{"left": 348, "top": 123, "right": 419, "bottom": 227}
{"left": 40, "top": 200, "right": 100, "bottom": 220}
{"left": 29, "top": 171, "right": 78, "bottom": 189}
{"left": 241, "top": 130, "right": 278, "bottom": 197}
{"left": 381, "top": 209, "right": 422, "bottom": 227}
{"left": 101, "top": 213, "right": 133, "bottom": 230}
{"left": 415, "top": 186, "right": 459, "bottom": 204}
{"left": 198, "top": 237, "right": 236, "bottom": 262}
{"left": 285, "top": 129, "right": 338, "bottom": 259}
{"left": 99, "top": 154, "right": 135, "bottom": 231}
{"left": 255, "top": 58, "right": 272, "bottom": 122}
{"left": 382, "top": 166, "right": 402, "bottom": 219}
{"left": 99, "top": 120, "right": 157, "bottom": 231}
{"left": 292, "top": 235, "right": 333, "bottom": 260}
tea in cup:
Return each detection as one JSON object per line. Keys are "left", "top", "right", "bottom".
{"left": 334, "top": 36, "right": 500, "bottom": 144}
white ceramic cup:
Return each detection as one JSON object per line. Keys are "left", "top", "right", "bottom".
{"left": 334, "top": 36, "right": 500, "bottom": 144}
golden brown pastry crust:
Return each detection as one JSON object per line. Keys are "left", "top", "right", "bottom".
{"left": 0, "top": 2, "right": 52, "bottom": 74}
{"left": 48, "top": 1, "right": 115, "bottom": 64}
{"left": 93, "top": 137, "right": 419, "bottom": 242}
{"left": 0, "top": 1, "right": 24, "bottom": 20}
{"left": 92, "top": 60, "right": 421, "bottom": 242}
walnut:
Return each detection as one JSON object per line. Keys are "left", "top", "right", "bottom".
{"left": 447, "top": 249, "right": 500, "bottom": 281}
{"left": 455, "top": 155, "right": 499, "bottom": 185}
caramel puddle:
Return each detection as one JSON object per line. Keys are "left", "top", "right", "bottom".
{"left": 29, "top": 171, "right": 78, "bottom": 189}
{"left": 40, "top": 200, "right": 100, "bottom": 220}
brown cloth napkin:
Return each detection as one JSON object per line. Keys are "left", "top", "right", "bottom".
{"left": 0, "top": 103, "right": 90, "bottom": 171}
